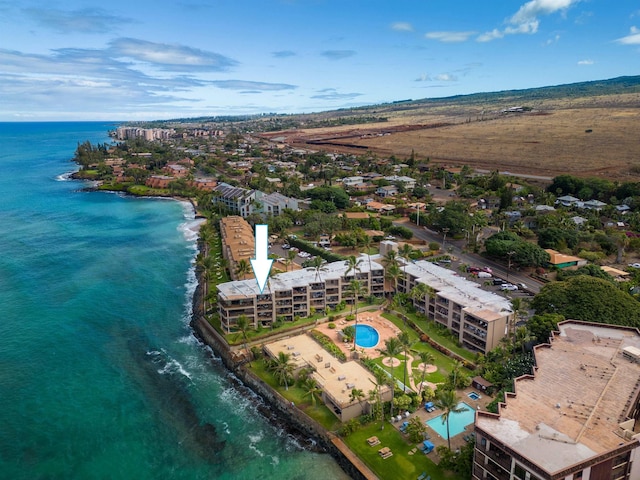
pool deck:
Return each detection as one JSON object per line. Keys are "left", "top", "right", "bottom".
{"left": 393, "top": 387, "right": 494, "bottom": 456}
{"left": 314, "top": 309, "right": 402, "bottom": 359}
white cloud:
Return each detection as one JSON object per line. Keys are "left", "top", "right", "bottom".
{"left": 391, "top": 22, "right": 413, "bottom": 32}
{"left": 210, "top": 80, "right": 297, "bottom": 91}
{"left": 545, "top": 34, "right": 561, "bottom": 45}
{"left": 414, "top": 73, "right": 457, "bottom": 82}
{"left": 577, "top": 59, "right": 594, "bottom": 65}
{"left": 478, "top": 0, "right": 579, "bottom": 42}
{"left": 311, "top": 88, "right": 362, "bottom": 100}
{"left": 109, "top": 38, "right": 238, "bottom": 71}
{"left": 23, "top": 7, "right": 133, "bottom": 34}
{"left": 477, "top": 29, "right": 504, "bottom": 42}
{"left": 616, "top": 26, "right": 640, "bottom": 45}
{"left": 425, "top": 31, "right": 477, "bottom": 43}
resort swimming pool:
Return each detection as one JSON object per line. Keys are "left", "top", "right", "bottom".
{"left": 355, "top": 324, "right": 379, "bottom": 348}
{"left": 426, "top": 402, "right": 476, "bottom": 439}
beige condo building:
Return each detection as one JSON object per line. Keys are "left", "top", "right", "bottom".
{"left": 397, "top": 259, "right": 514, "bottom": 354}
{"left": 219, "top": 216, "right": 254, "bottom": 281}
{"left": 217, "top": 254, "right": 385, "bottom": 333}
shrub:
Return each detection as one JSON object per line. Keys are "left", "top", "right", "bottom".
{"left": 328, "top": 322, "right": 336, "bottom": 329}
{"left": 310, "top": 329, "right": 347, "bottom": 361}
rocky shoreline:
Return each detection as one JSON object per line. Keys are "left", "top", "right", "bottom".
{"left": 189, "top": 248, "right": 369, "bottom": 480}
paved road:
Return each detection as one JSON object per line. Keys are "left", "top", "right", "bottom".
{"left": 394, "top": 219, "right": 542, "bottom": 296}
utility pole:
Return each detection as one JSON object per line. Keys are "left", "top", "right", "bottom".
{"left": 442, "top": 227, "right": 449, "bottom": 252}
{"left": 416, "top": 203, "right": 420, "bottom": 227}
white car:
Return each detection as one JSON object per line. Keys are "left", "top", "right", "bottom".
{"left": 500, "top": 284, "right": 518, "bottom": 291}
{"left": 629, "top": 263, "right": 640, "bottom": 269}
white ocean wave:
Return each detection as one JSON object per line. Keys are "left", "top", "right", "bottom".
{"left": 55, "top": 171, "right": 76, "bottom": 181}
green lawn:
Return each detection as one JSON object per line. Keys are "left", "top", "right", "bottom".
{"left": 384, "top": 311, "right": 477, "bottom": 363}
{"left": 248, "top": 359, "right": 342, "bottom": 431}
{"left": 343, "top": 423, "right": 460, "bottom": 480}
{"left": 380, "top": 312, "right": 473, "bottom": 386}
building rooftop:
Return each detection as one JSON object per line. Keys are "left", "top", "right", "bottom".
{"left": 405, "top": 260, "right": 512, "bottom": 320}
{"left": 476, "top": 320, "right": 640, "bottom": 475}
{"left": 264, "top": 333, "right": 389, "bottom": 408}
{"left": 218, "top": 254, "right": 384, "bottom": 300}
{"left": 219, "top": 216, "right": 255, "bottom": 264}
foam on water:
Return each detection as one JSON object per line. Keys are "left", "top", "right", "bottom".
{"left": 0, "top": 122, "right": 351, "bottom": 480}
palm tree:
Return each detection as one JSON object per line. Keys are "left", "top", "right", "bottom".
{"left": 417, "top": 351, "right": 435, "bottom": 398}
{"left": 302, "top": 378, "right": 322, "bottom": 407}
{"left": 349, "top": 388, "right": 365, "bottom": 410}
{"left": 369, "top": 368, "right": 388, "bottom": 429}
{"left": 399, "top": 243, "right": 414, "bottom": 281}
{"left": 310, "top": 255, "right": 328, "bottom": 282}
{"left": 434, "top": 388, "right": 468, "bottom": 450}
{"left": 383, "top": 249, "right": 399, "bottom": 268}
{"left": 235, "top": 314, "right": 251, "bottom": 358}
{"left": 286, "top": 249, "right": 297, "bottom": 272}
{"left": 361, "top": 235, "right": 374, "bottom": 274}
{"left": 398, "top": 331, "right": 415, "bottom": 392}
{"left": 348, "top": 280, "right": 367, "bottom": 351}
{"left": 385, "top": 263, "right": 403, "bottom": 295}
{"left": 409, "top": 282, "right": 434, "bottom": 314}
{"left": 346, "top": 254, "right": 363, "bottom": 280}
{"left": 514, "top": 325, "right": 534, "bottom": 354}
{"left": 234, "top": 258, "right": 251, "bottom": 280}
{"left": 382, "top": 336, "right": 402, "bottom": 420}
{"left": 196, "top": 253, "right": 215, "bottom": 311}
{"left": 268, "top": 352, "right": 294, "bottom": 390}
{"left": 449, "top": 360, "right": 464, "bottom": 390}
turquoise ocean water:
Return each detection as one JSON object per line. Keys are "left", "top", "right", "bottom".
{"left": 0, "top": 122, "right": 349, "bottom": 480}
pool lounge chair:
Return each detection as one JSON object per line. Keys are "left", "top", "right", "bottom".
{"left": 417, "top": 472, "right": 427, "bottom": 480}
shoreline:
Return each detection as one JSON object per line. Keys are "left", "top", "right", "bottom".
{"left": 69, "top": 173, "right": 370, "bottom": 479}
{"left": 188, "top": 237, "right": 372, "bottom": 480}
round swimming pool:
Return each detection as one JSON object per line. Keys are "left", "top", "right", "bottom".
{"left": 355, "top": 324, "right": 380, "bottom": 348}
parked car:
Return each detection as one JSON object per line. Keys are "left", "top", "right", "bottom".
{"left": 477, "top": 271, "right": 492, "bottom": 278}
{"left": 500, "top": 283, "right": 518, "bottom": 291}
{"left": 629, "top": 263, "right": 640, "bottom": 269}
{"left": 493, "top": 278, "right": 506, "bottom": 285}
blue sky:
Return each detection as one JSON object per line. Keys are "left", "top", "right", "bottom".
{"left": 1, "top": 0, "right": 639, "bottom": 121}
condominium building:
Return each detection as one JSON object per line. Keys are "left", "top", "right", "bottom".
{"left": 397, "top": 259, "right": 513, "bottom": 354}
{"left": 217, "top": 254, "right": 385, "bottom": 333}
{"left": 256, "top": 191, "right": 299, "bottom": 216}
{"left": 473, "top": 320, "right": 640, "bottom": 480}
{"left": 212, "top": 184, "right": 299, "bottom": 218}
{"left": 219, "top": 216, "right": 254, "bottom": 281}
{"left": 212, "top": 183, "right": 257, "bottom": 217}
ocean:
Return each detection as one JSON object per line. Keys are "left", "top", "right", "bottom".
{"left": 0, "top": 122, "right": 349, "bottom": 480}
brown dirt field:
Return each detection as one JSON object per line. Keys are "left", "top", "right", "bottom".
{"left": 269, "top": 94, "right": 640, "bottom": 181}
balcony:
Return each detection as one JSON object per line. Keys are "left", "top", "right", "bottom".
{"left": 463, "top": 333, "right": 486, "bottom": 350}
{"left": 485, "top": 445, "right": 512, "bottom": 471}
{"left": 257, "top": 294, "right": 272, "bottom": 302}
{"left": 292, "top": 287, "right": 307, "bottom": 294}
{"left": 275, "top": 290, "right": 292, "bottom": 298}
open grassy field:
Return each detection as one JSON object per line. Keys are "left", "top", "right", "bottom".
{"left": 264, "top": 89, "right": 640, "bottom": 182}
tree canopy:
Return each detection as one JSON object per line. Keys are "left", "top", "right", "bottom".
{"left": 307, "top": 186, "right": 350, "bottom": 209}
{"left": 484, "top": 231, "right": 550, "bottom": 267}
{"left": 531, "top": 276, "right": 640, "bottom": 328}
